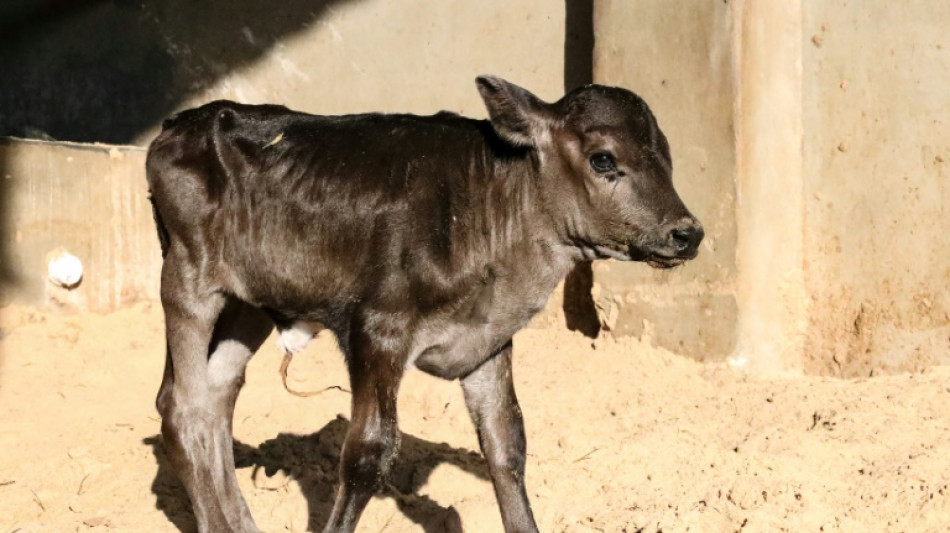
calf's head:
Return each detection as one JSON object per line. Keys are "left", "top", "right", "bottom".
{"left": 477, "top": 75, "right": 703, "bottom": 268}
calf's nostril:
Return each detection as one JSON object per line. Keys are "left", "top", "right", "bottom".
{"left": 670, "top": 225, "right": 703, "bottom": 254}
{"left": 671, "top": 228, "right": 693, "bottom": 251}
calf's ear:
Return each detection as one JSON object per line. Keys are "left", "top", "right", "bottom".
{"left": 476, "top": 75, "right": 551, "bottom": 147}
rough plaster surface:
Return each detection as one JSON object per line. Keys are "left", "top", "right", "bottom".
{"left": 182, "top": 1, "right": 566, "bottom": 123}
{"left": 591, "top": 0, "right": 738, "bottom": 361}
{"left": 801, "top": 1, "right": 950, "bottom": 375}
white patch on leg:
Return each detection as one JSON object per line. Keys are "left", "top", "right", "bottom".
{"left": 207, "top": 340, "right": 251, "bottom": 388}
{"left": 276, "top": 321, "right": 324, "bottom": 355}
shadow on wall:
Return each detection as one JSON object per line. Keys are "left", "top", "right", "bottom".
{"left": 561, "top": 0, "right": 600, "bottom": 338}
{"left": 0, "top": 0, "right": 359, "bottom": 144}
{"left": 0, "top": 147, "right": 12, "bottom": 301}
{"left": 0, "top": 147, "right": 9, "bottom": 388}
{"left": 145, "top": 416, "right": 487, "bottom": 532}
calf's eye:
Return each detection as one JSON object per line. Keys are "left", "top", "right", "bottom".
{"left": 589, "top": 153, "right": 616, "bottom": 173}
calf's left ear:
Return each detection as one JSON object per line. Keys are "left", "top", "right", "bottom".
{"left": 476, "top": 75, "right": 552, "bottom": 148}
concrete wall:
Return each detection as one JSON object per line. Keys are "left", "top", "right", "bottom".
{"left": 177, "top": 1, "right": 567, "bottom": 128}
{"left": 1, "top": 0, "right": 567, "bottom": 145}
{"left": 0, "top": 140, "right": 157, "bottom": 311}
{"left": 800, "top": 2, "right": 950, "bottom": 375}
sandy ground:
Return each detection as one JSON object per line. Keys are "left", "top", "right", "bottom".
{"left": 1, "top": 302, "right": 949, "bottom": 533}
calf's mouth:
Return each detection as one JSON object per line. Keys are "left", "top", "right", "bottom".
{"left": 645, "top": 255, "right": 688, "bottom": 269}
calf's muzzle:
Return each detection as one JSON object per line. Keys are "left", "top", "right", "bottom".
{"left": 638, "top": 216, "right": 704, "bottom": 269}
{"left": 668, "top": 218, "right": 704, "bottom": 258}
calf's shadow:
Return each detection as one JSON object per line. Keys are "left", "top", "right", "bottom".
{"left": 144, "top": 415, "right": 489, "bottom": 532}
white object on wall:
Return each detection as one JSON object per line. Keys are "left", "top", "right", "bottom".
{"left": 48, "top": 250, "right": 84, "bottom": 289}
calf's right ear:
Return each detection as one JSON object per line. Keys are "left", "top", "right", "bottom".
{"left": 476, "top": 75, "right": 551, "bottom": 148}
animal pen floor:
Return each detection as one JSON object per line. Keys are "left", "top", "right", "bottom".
{"left": 1, "top": 302, "right": 948, "bottom": 533}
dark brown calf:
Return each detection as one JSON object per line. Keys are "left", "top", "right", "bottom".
{"left": 147, "top": 76, "right": 702, "bottom": 532}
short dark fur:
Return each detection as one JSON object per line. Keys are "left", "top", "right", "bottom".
{"left": 148, "top": 76, "right": 702, "bottom": 533}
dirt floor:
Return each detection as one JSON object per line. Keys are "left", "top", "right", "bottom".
{"left": 1, "top": 302, "right": 949, "bottom": 533}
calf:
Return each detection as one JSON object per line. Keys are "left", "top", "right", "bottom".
{"left": 147, "top": 76, "right": 703, "bottom": 533}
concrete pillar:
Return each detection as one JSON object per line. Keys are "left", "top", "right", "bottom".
{"left": 591, "top": 0, "right": 739, "bottom": 361}
{"left": 733, "top": 1, "right": 807, "bottom": 373}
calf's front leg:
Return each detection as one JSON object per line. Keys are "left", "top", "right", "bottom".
{"left": 462, "top": 341, "right": 539, "bottom": 533}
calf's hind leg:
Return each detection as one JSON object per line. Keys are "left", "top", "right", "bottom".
{"left": 157, "top": 261, "right": 273, "bottom": 532}
{"left": 323, "top": 325, "right": 407, "bottom": 533}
